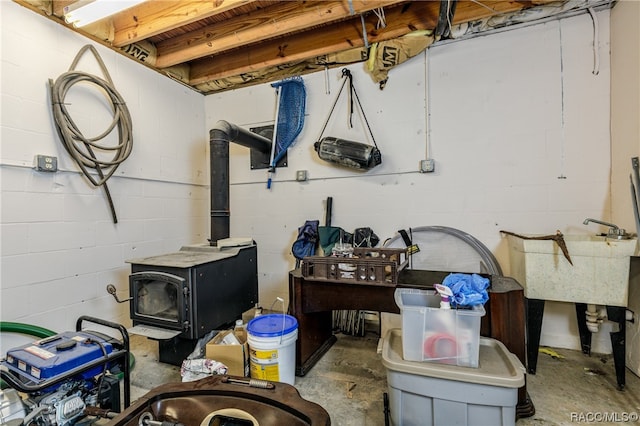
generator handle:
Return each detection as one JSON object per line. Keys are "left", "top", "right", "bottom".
{"left": 76, "top": 315, "right": 131, "bottom": 407}
{"left": 1, "top": 348, "right": 130, "bottom": 397}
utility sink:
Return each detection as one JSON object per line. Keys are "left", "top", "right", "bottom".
{"left": 506, "top": 234, "right": 638, "bottom": 306}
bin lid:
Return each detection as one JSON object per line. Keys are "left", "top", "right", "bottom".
{"left": 382, "top": 329, "right": 525, "bottom": 388}
{"left": 247, "top": 314, "right": 298, "bottom": 337}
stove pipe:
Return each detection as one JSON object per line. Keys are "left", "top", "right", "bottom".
{"left": 209, "top": 120, "right": 273, "bottom": 245}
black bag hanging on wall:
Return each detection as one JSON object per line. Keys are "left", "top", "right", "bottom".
{"left": 353, "top": 227, "right": 380, "bottom": 248}
{"left": 314, "top": 69, "right": 382, "bottom": 170}
{"left": 314, "top": 137, "right": 381, "bottom": 170}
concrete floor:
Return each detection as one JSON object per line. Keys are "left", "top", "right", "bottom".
{"left": 126, "top": 332, "right": 640, "bottom": 426}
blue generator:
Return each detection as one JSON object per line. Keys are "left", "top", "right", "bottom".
{"left": 0, "top": 316, "right": 131, "bottom": 426}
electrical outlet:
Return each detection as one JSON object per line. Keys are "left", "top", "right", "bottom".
{"left": 35, "top": 155, "right": 58, "bottom": 172}
{"left": 419, "top": 159, "right": 435, "bottom": 173}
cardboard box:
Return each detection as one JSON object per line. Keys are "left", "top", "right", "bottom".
{"left": 205, "top": 329, "right": 249, "bottom": 377}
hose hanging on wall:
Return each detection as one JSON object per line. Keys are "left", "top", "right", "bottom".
{"left": 49, "top": 45, "right": 133, "bottom": 224}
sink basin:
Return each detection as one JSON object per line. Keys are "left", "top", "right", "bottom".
{"left": 506, "top": 234, "right": 638, "bottom": 306}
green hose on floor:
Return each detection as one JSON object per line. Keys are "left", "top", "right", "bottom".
{"left": 0, "top": 321, "right": 135, "bottom": 388}
{"left": 0, "top": 321, "right": 57, "bottom": 338}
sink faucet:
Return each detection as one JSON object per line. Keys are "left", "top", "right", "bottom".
{"left": 583, "top": 218, "right": 627, "bottom": 239}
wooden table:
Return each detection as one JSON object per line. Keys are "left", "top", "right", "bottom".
{"left": 288, "top": 268, "right": 535, "bottom": 418}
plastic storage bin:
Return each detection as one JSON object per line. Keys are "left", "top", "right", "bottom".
{"left": 394, "top": 288, "right": 485, "bottom": 367}
{"left": 382, "top": 329, "right": 525, "bottom": 426}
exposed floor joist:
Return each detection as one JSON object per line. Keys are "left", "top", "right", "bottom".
{"left": 15, "top": 0, "right": 574, "bottom": 93}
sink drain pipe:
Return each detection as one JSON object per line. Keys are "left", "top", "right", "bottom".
{"left": 585, "top": 306, "right": 636, "bottom": 332}
{"left": 585, "top": 304, "right": 606, "bottom": 332}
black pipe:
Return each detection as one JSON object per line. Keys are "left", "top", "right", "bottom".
{"left": 211, "top": 120, "right": 272, "bottom": 154}
{"left": 209, "top": 120, "right": 273, "bottom": 246}
{"left": 209, "top": 135, "right": 229, "bottom": 246}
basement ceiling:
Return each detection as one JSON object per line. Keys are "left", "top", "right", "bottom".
{"left": 16, "top": 0, "right": 614, "bottom": 94}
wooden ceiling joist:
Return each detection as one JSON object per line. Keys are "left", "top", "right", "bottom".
{"left": 153, "top": 0, "right": 408, "bottom": 69}
{"left": 189, "top": 1, "right": 441, "bottom": 84}
{"left": 111, "top": 0, "right": 257, "bottom": 47}
{"left": 187, "top": 0, "right": 559, "bottom": 82}
{"left": 18, "top": 0, "right": 576, "bottom": 94}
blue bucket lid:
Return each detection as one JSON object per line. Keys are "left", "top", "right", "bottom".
{"left": 247, "top": 314, "right": 298, "bottom": 337}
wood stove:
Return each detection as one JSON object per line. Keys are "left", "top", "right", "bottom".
{"left": 115, "top": 122, "right": 270, "bottom": 364}
{"left": 125, "top": 243, "right": 258, "bottom": 364}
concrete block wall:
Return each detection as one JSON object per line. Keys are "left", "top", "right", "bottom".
{"left": 0, "top": 1, "right": 208, "bottom": 345}
{"left": 205, "top": 10, "right": 622, "bottom": 354}
{"left": 1, "top": 1, "right": 634, "bottom": 360}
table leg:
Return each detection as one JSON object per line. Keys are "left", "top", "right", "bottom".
{"left": 526, "top": 298, "right": 545, "bottom": 374}
{"left": 606, "top": 305, "right": 626, "bottom": 391}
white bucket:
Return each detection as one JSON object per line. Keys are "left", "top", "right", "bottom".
{"left": 246, "top": 314, "right": 298, "bottom": 385}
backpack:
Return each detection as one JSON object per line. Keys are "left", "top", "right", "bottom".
{"left": 292, "top": 220, "right": 320, "bottom": 263}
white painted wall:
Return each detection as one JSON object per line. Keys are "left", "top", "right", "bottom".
{"left": 611, "top": 1, "right": 640, "bottom": 230}
{"left": 0, "top": 2, "right": 208, "bottom": 349}
{"left": 610, "top": 0, "right": 640, "bottom": 375}
{"left": 205, "top": 10, "right": 621, "bottom": 354}
{"left": 1, "top": 1, "right": 633, "bottom": 361}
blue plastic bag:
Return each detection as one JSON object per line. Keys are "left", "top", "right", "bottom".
{"left": 292, "top": 220, "right": 319, "bottom": 260}
{"left": 442, "top": 273, "right": 489, "bottom": 307}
